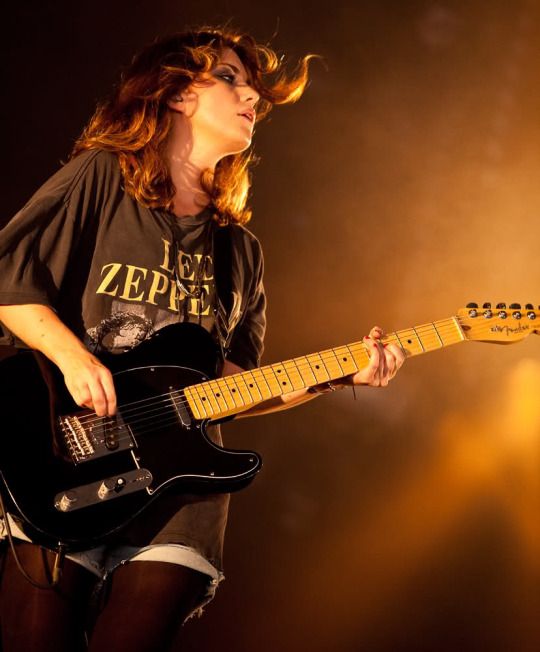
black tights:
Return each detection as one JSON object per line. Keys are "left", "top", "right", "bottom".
{"left": 0, "top": 541, "right": 210, "bottom": 652}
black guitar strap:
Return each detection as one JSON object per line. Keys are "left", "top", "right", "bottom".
{"left": 212, "top": 223, "right": 234, "bottom": 361}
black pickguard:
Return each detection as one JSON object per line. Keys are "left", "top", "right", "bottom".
{"left": 0, "top": 323, "right": 261, "bottom": 550}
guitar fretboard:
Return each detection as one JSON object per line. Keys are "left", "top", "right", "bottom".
{"left": 183, "top": 316, "right": 465, "bottom": 420}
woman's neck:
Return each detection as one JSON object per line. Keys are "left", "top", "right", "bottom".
{"left": 165, "top": 118, "right": 221, "bottom": 218}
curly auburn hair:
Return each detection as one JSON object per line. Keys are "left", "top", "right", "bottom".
{"left": 71, "top": 28, "right": 313, "bottom": 225}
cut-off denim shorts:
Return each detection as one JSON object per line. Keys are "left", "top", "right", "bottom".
{"left": 0, "top": 513, "right": 223, "bottom": 619}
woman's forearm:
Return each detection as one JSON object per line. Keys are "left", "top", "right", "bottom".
{"left": 0, "top": 304, "right": 89, "bottom": 366}
{"left": 0, "top": 304, "right": 116, "bottom": 416}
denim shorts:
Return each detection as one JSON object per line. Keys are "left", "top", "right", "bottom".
{"left": 0, "top": 513, "right": 224, "bottom": 618}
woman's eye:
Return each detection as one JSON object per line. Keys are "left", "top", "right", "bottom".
{"left": 215, "top": 72, "right": 235, "bottom": 85}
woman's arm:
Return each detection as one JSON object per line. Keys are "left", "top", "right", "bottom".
{"left": 0, "top": 304, "right": 116, "bottom": 416}
{"left": 223, "top": 326, "right": 405, "bottom": 418}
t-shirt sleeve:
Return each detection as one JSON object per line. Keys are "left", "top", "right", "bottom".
{"left": 226, "top": 235, "right": 266, "bottom": 371}
{"left": 0, "top": 150, "right": 117, "bottom": 343}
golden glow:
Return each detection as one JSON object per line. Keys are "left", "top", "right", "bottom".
{"left": 252, "top": 357, "right": 540, "bottom": 649}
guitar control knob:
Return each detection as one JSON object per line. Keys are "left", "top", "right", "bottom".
{"left": 98, "top": 477, "right": 126, "bottom": 500}
{"left": 509, "top": 303, "right": 521, "bottom": 309}
{"left": 496, "top": 302, "right": 506, "bottom": 309}
{"left": 55, "top": 491, "right": 78, "bottom": 512}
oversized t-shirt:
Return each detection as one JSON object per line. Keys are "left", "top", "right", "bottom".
{"left": 0, "top": 149, "right": 267, "bottom": 567}
{"left": 0, "top": 149, "right": 266, "bottom": 370}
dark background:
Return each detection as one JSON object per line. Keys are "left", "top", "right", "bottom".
{"left": 3, "top": 1, "right": 540, "bottom": 650}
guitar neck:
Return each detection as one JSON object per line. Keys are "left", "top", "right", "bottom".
{"left": 183, "top": 316, "right": 465, "bottom": 421}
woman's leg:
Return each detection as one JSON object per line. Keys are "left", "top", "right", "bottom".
{"left": 89, "top": 561, "right": 210, "bottom": 652}
{"left": 88, "top": 560, "right": 209, "bottom": 652}
{"left": 0, "top": 540, "right": 97, "bottom": 652}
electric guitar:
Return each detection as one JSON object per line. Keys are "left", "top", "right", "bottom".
{"left": 0, "top": 302, "right": 537, "bottom": 550}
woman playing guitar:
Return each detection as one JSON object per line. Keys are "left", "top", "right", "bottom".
{"left": 0, "top": 28, "right": 404, "bottom": 652}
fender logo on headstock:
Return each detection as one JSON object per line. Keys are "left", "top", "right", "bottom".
{"left": 490, "top": 323, "right": 530, "bottom": 336}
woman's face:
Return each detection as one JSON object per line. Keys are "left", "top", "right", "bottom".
{"left": 176, "top": 48, "right": 260, "bottom": 159}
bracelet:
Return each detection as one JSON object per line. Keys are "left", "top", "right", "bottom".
{"left": 307, "top": 381, "right": 342, "bottom": 395}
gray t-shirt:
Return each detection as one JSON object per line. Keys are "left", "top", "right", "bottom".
{"left": 0, "top": 149, "right": 267, "bottom": 568}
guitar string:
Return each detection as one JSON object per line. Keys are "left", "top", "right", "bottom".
{"left": 73, "top": 318, "right": 465, "bottom": 427}
{"left": 72, "top": 315, "right": 533, "bottom": 430}
{"left": 66, "top": 316, "right": 533, "bottom": 442}
{"left": 75, "top": 311, "right": 530, "bottom": 425}
{"left": 66, "top": 319, "right": 537, "bottom": 453}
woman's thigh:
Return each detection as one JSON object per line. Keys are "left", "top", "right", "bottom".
{"left": 88, "top": 560, "right": 210, "bottom": 652}
{"left": 0, "top": 540, "right": 97, "bottom": 652}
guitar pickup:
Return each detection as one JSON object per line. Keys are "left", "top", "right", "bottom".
{"left": 54, "top": 469, "right": 152, "bottom": 512}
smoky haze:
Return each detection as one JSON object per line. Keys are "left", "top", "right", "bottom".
{"left": 4, "top": 1, "right": 540, "bottom": 651}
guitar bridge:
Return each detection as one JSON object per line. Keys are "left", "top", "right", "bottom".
{"left": 59, "top": 412, "right": 134, "bottom": 464}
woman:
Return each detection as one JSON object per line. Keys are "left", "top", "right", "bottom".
{"left": 0, "top": 27, "right": 404, "bottom": 651}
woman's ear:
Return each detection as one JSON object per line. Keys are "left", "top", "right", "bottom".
{"left": 167, "top": 95, "right": 185, "bottom": 112}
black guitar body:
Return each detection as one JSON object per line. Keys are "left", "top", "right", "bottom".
{"left": 0, "top": 323, "right": 261, "bottom": 550}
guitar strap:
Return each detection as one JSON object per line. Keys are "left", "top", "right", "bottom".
{"left": 212, "top": 223, "right": 234, "bottom": 362}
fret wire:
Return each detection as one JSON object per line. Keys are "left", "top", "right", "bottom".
{"left": 432, "top": 322, "right": 444, "bottom": 347}
{"left": 208, "top": 379, "right": 231, "bottom": 413}
{"left": 251, "top": 368, "right": 273, "bottom": 399}
{"left": 412, "top": 326, "right": 425, "bottom": 352}
{"left": 215, "top": 377, "right": 240, "bottom": 409}
{"left": 292, "top": 356, "right": 313, "bottom": 387}
{"left": 222, "top": 375, "right": 245, "bottom": 408}
{"left": 184, "top": 386, "right": 204, "bottom": 419}
{"left": 324, "top": 348, "right": 345, "bottom": 376}
{"left": 310, "top": 352, "right": 332, "bottom": 382}
{"left": 249, "top": 369, "right": 272, "bottom": 400}
{"left": 333, "top": 345, "right": 358, "bottom": 376}
{"left": 284, "top": 359, "right": 307, "bottom": 390}
{"left": 295, "top": 355, "right": 318, "bottom": 385}
{"left": 269, "top": 362, "right": 291, "bottom": 393}
{"left": 261, "top": 366, "right": 283, "bottom": 395}
{"left": 191, "top": 385, "right": 210, "bottom": 419}
{"left": 235, "top": 371, "right": 261, "bottom": 403}
{"left": 198, "top": 381, "right": 220, "bottom": 414}
{"left": 344, "top": 344, "right": 361, "bottom": 373}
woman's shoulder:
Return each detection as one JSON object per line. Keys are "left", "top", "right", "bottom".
{"left": 26, "top": 149, "right": 122, "bottom": 207}
{"left": 227, "top": 222, "right": 263, "bottom": 253}
{"left": 60, "top": 149, "right": 121, "bottom": 198}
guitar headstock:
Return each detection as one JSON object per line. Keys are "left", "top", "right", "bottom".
{"left": 457, "top": 302, "right": 540, "bottom": 343}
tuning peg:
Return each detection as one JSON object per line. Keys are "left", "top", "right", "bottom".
{"left": 525, "top": 303, "right": 534, "bottom": 310}
{"left": 482, "top": 302, "right": 491, "bottom": 309}
{"left": 509, "top": 303, "right": 521, "bottom": 309}
{"left": 496, "top": 302, "right": 506, "bottom": 309}
{"left": 466, "top": 302, "right": 478, "bottom": 308}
